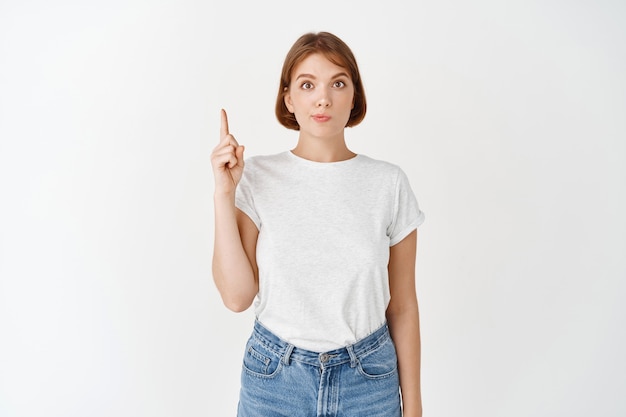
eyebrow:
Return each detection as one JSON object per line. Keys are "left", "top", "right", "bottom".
{"left": 295, "top": 72, "right": 350, "bottom": 81}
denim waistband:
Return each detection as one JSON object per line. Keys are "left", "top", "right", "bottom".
{"left": 250, "top": 320, "right": 391, "bottom": 368}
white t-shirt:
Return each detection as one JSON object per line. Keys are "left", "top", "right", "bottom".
{"left": 235, "top": 151, "right": 425, "bottom": 352}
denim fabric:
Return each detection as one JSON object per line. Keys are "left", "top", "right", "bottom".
{"left": 237, "top": 321, "right": 401, "bottom": 417}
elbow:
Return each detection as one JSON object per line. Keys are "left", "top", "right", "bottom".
{"left": 224, "top": 300, "right": 251, "bottom": 313}
{"left": 212, "top": 266, "right": 257, "bottom": 313}
{"left": 222, "top": 294, "right": 254, "bottom": 313}
{"left": 386, "top": 298, "right": 419, "bottom": 319}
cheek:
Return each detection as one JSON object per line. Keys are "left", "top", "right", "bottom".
{"left": 338, "top": 95, "right": 354, "bottom": 112}
{"left": 290, "top": 94, "right": 310, "bottom": 111}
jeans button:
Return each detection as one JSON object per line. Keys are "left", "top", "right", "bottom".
{"left": 320, "top": 353, "right": 330, "bottom": 363}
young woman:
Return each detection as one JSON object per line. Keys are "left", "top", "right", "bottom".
{"left": 212, "top": 31, "right": 425, "bottom": 417}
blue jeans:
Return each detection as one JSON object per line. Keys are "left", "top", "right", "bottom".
{"left": 237, "top": 320, "right": 402, "bottom": 417}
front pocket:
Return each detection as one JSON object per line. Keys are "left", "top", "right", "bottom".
{"left": 242, "top": 339, "right": 282, "bottom": 378}
{"left": 245, "top": 346, "right": 270, "bottom": 374}
{"left": 357, "top": 337, "right": 398, "bottom": 380}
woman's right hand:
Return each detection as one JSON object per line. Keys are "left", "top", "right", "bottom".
{"left": 211, "top": 109, "right": 245, "bottom": 195}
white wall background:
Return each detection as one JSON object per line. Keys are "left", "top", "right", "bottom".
{"left": 1, "top": 0, "right": 624, "bottom": 416}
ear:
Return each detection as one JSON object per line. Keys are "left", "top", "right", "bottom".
{"left": 284, "top": 88, "right": 294, "bottom": 113}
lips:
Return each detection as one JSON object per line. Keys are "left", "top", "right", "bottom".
{"left": 312, "top": 114, "right": 331, "bottom": 122}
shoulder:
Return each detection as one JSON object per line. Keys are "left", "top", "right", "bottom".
{"left": 355, "top": 154, "right": 405, "bottom": 178}
{"left": 242, "top": 151, "right": 291, "bottom": 173}
{"left": 244, "top": 151, "right": 289, "bottom": 166}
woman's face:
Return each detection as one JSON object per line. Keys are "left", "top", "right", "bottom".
{"left": 284, "top": 53, "right": 354, "bottom": 140}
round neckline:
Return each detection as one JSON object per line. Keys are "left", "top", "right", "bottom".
{"left": 286, "top": 150, "right": 361, "bottom": 166}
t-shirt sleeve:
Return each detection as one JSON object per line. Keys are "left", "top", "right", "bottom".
{"left": 235, "top": 163, "right": 261, "bottom": 230}
{"left": 387, "top": 167, "right": 425, "bottom": 246}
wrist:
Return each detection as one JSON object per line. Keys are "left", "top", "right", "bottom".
{"left": 213, "top": 191, "right": 236, "bottom": 208}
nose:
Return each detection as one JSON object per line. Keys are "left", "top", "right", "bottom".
{"left": 316, "top": 88, "right": 331, "bottom": 107}
{"left": 317, "top": 99, "right": 330, "bottom": 107}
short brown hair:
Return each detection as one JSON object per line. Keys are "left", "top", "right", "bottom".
{"left": 275, "top": 32, "right": 367, "bottom": 131}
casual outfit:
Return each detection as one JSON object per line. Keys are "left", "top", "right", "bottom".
{"left": 235, "top": 151, "right": 425, "bottom": 416}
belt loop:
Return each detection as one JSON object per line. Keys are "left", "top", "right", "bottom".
{"left": 346, "top": 344, "right": 358, "bottom": 368}
{"left": 283, "top": 344, "right": 295, "bottom": 366}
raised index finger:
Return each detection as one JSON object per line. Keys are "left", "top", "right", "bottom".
{"left": 220, "top": 108, "right": 229, "bottom": 139}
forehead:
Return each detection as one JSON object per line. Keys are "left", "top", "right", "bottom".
{"left": 291, "top": 53, "right": 349, "bottom": 79}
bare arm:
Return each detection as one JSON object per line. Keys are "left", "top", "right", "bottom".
{"left": 211, "top": 109, "right": 259, "bottom": 312}
{"left": 386, "top": 229, "right": 422, "bottom": 417}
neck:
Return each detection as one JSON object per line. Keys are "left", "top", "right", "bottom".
{"left": 291, "top": 133, "right": 356, "bottom": 163}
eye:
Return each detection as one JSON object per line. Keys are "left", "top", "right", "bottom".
{"left": 333, "top": 80, "right": 346, "bottom": 88}
{"left": 301, "top": 82, "right": 313, "bottom": 90}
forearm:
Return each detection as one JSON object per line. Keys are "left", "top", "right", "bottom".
{"left": 212, "top": 193, "right": 257, "bottom": 312}
{"left": 387, "top": 304, "right": 422, "bottom": 417}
